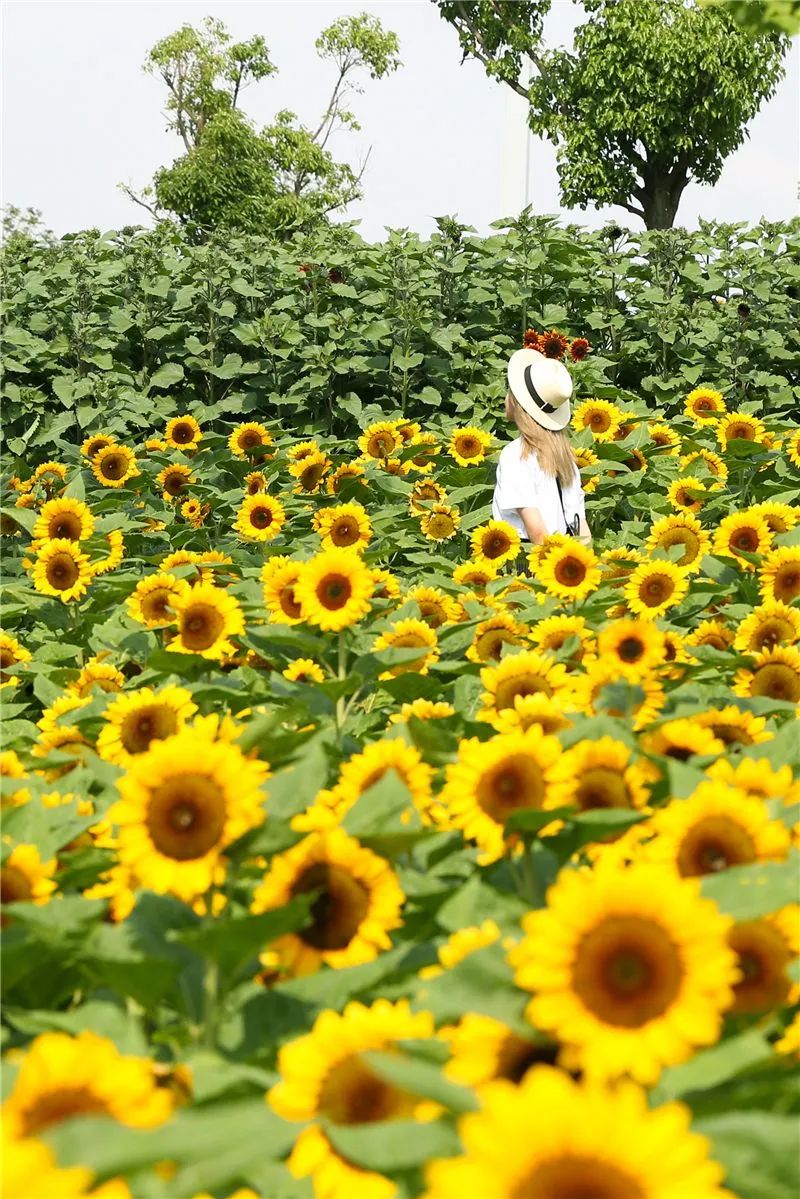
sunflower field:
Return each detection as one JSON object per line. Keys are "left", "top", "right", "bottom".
{"left": 2, "top": 218, "right": 800, "bottom": 1199}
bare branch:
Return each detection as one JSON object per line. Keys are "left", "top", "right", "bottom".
{"left": 120, "top": 184, "right": 161, "bottom": 220}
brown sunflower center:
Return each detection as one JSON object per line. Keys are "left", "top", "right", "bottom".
{"left": 427, "top": 515, "right": 455, "bottom": 538}
{"left": 495, "top": 673, "right": 553, "bottom": 711}
{"left": 749, "top": 662, "right": 800, "bottom": 702}
{"left": 728, "top": 423, "right": 754, "bottom": 441}
{"left": 15, "top": 1087, "right": 110, "bottom": 1137}
{"left": 497, "top": 1037, "right": 556, "bottom": 1085}
{"left": 330, "top": 519, "right": 358, "bottom": 546}
{"left": 147, "top": 774, "right": 227, "bottom": 860}
{"left": 729, "top": 922, "right": 790, "bottom": 1013}
{"left": 512, "top": 1157, "right": 644, "bottom": 1199}
{"left": 49, "top": 513, "right": 82, "bottom": 540}
{"left": 477, "top": 754, "right": 545, "bottom": 822}
{"left": 617, "top": 637, "right": 645, "bottom": 664}
{"left": 317, "top": 574, "right": 352, "bottom": 611}
{"left": 457, "top": 437, "right": 480, "bottom": 457}
{"left": 554, "top": 556, "right": 586, "bottom": 587}
{"left": 279, "top": 584, "right": 303, "bottom": 620}
{"left": 773, "top": 568, "right": 800, "bottom": 602}
{"left": 164, "top": 472, "right": 189, "bottom": 496}
{"left": 483, "top": 534, "right": 510, "bottom": 559}
{"left": 180, "top": 604, "right": 225, "bottom": 652}
{"left": 572, "top": 916, "right": 682, "bottom": 1028}
{"left": 319, "top": 1054, "right": 415, "bottom": 1125}
{"left": 239, "top": 430, "right": 262, "bottom": 449}
{"left": 86, "top": 439, "right": 108, "bottom": 458}
{"left": 476, "top": 628, "right": 516, "bottom": 661}
{"left": 1, "top": 865, "right": 33, "bottom": 905}
{"left": 291, "top": 863, "right": 370, "bottom": 950}
{"left": 368, "top": 434, "right": 394, "bottom": 458}
{"left": 101, "top": 454, "right": 127, "bottom": 480}
{"left": 46, "top": 553, "right": 79, "bottom": 590}
{"left": 730, "top": 528, "right": 760, "bottom": 554}
{"left": 250, "top": 506, "right": 273, "bottom": 530}
{"left": 695, "top": 399, "right": 713, "bottom": 412}
{"left": 247, "top": 477, "right": 265, "bottom": 495}
{"left": 141, "top": 588, "right": 173, "bottom": 622}
{"left": 576, "top": 767, "right": 630, "bottom": 811}
{"left": 120, "top": 705, "right": 179, "bottom": 755}
{"left": 753, "top": 618, "right": 795, "bottom": 651}
{"left": 0, "top": 650, "right": 15, "bottom": 671}
{"left": 171, "top": 423, "right": 195, "bottom": 444}
{"left": 589, "top": 412, "right": 611, "bottom": 432}
{"left": 640, "top": 574, "right": 673, "bottom": 605}
{"left": 677, "top": 816, "right": 756, "bottom": 876}
{"left": 657, "top": 529, "right": 698, "bottom": 566}
{"left": 299, "top": 464, "right": 325, "bottom": 490}
{"left": 705, "top": 721, "right": 753, "bottom": 747}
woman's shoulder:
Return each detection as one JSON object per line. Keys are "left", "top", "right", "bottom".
{"left": 498, "top": 437, "right": 524, "bottom": 465}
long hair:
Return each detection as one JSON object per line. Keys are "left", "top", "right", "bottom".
{"left": 505, "top": 392, "right": 577, "bottom": 487}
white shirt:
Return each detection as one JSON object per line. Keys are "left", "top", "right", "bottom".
{"left": 492, "top": 437, "right": 586, "bottom": 539}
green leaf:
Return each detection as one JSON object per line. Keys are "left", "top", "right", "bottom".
{"left": 701, "top": 856, "right": 800, "bottom": 920}
{"left": 696, "top": 1112, "right": 800, "bottom": 1199}
{"left": 655, "top": 1030, "right": 773, "bottom": 1102}
{"left": 170, "top": 897, "right": 315, "bottom": 977}
{"left": 326, "top": 1117, "right": 462, "bottom": 1172}
{"left": 343, "top": 770, "right": 430, "bottom": 856}
{"left": 149, "top": 362, "right": 185, "bottom": 389}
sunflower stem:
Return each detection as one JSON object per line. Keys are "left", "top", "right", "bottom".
{"left": 336, "top": 632, "right": 348, "bottom": 737}
{"left": 202, "top": 957, "right": 219, "bottom": 1049}
{"left": 519, "top": 839, "right": 540, "bottom": 907}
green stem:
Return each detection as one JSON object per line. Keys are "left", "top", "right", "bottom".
{"left": 335, "top": 632, "right": 348, "bottom": 736}
{"left": 202, "top": 957, "right": 218, "bottom": 1049}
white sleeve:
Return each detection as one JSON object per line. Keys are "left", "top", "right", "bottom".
{"left": 495, "top": 447, "right": 540, "bottom": 510}
{"left": 563, "top": 464, "right": 586, "bottom": 521}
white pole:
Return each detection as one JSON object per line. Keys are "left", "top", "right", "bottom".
{"left": 501, "top": 56, "right": 532, "bottom": 216}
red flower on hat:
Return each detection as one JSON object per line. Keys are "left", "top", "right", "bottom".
{"left": 523, "top": 328, "right": 541, "bottom": 350}
{"left": 541, "top": 330, "right": 569, "bottom": 360}
{"left": 569, "top": 337, "right": 591, "bottom": 362}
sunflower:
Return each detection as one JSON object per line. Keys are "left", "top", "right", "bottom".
{"left": 537, "top": 540, "right": 600, "bottom": 602}
{"left": 708, "top": 756, "right": 800, "bottom": 805}
{"left": 157, "top": 463, "right": 194, "bottom": 501}
{"left": 1, "top": 844, "right": 57, "bottom": 914}
{"left": 333, "top": 738, "right": 434, "bottom": 822}
{"left": 2, "top": 1031, "right": 173, "bottom": 1138}
{"left": 228, "top": 421, "right": 272, "bottom": 458}
{"left": 572, "top": 398, "right": 623, "bottom": 442}
{"left": 314, "top": 502, "right": 372, "bottom": 551}
{"left": 717, "top": 411, "right": 766, "bottom": 447}
{"left": 81, "top": 433, "right": 115, "bottom": 460}
{"left": 96, "top": 685, "right": 198, "bottom": 766}
{"left": 648, "top": 422, "right": 681, "bottom": 455}
{"left": 144, "top": 437, "right": 167, "bottom": 453}
{"left": 289, "top": 450, "right": 330, "bottom": 494}
{"left": 2, "top": 1124, "right": 92, "bottom": 1199}
{"left": 642, "top": 719, "right": 725, "bottom": 761}
{"left": 439, "top": 727, "right": 565, "bottom": 863}
{"left": 127, "top": 573, "right": 191, "bottom": 627}
{"left": 326, "top": 461, "right": 368, "bottom": 496}
{"left": 283, "top": 658, "right": 326, "bottom": 684}
{"left": 372, "top": 617, "right": 439, "bottom": 677}
{"left": 646, "top": 511, "right": 710, "bottom": 573}
{"left": 32, "top": 497, "right": 94, "bottom": 542}
{"left": 32, "top": 461, "right": 68, "bottom": 492}
{"left": 408, "top": 432, "right": 441, "bottom": 471}
{"left": 735, "top": 600, "right": 800, "bottom": 658}
{"left": 452, "top": 561, "right": 498, "bottom": 592}
{"left": 0, "top": 632, "right": 31, "bottom": 688}
{"left": 442, "top": 1014, "right": 549, "bottom": 1088}
{"left": 448, "top": 426, "right": 492, "bottom": 467}
{"left": 164, "top": 414, "right": 202, "bottom": 450}
{"left": 775, "top": 1011, "right": 800, "bottom": 1057}
{"left": 667, "top": 475, "right": 710, "bottom": 514}
{"left": 170, "top": 583, "right": 245, "bottom": 659}
{"left": 388, "top": 698, "right": 456, "bottom": 725}
{"left": 358, "top": 421, "right": 401, "bottom": 460}
{"left": 574, "top": 444, "right": 601, "bottom": 492}
{"left": 571, "top": 658, "right": 666, "bottom": 729}
{"left": 685, "top": 619, "right": 734, "bottom": 654}
{"left": 295, "top": 548, "right": 374, "bottom": 632}
{"left": 694, "top": 705, "right": 771, "bottom": 747}
{"left": 180, "top": 497, "right": 206, "bottom": 527}
{"left": 597, "top": 619, "right": 666, "bottom": 678}
{"left": 471, "top": 520, "right": 521, "bottom": 567}
{"left": 467, "top": 612, "right": 525, "bottom": 663}
{"left": 734, "top": 644, "right": 800, "bottom": 704}
{"left": 91, "top": 444, "right": 138, "bottom": 488}
{"left": 643, "top": 781, "right": 789, "bottom": 877}
{"left": 684, "top": 386, "right": 726, "bottom": 425}
{"left": 244, "top": 470, "right": 268, "bottom": 495}
{"left": 522, "top": 328, "right": 540, "bottom": 350}
{"left": 713, "top": 510, "right": 772, "bottom": 567}
{"left": 269, "top": 1000, "right": 435, "bottom": 1199}
{"left": 288, "top": 439, "right": 321, "bottom": 462}
{"left": 489, "top": 692, "right": 571, "bottom": 736}
{"left": 381, "top": 455, "right": 412, "bottom": 477}
{"left": 262, "top": 556, "right": 305, "bottom": 625}
{"left": 787, "top": 429, "right": 800, "bottom": 469}
{"left": 110, "top": 727, "right": 268, "bottom": 901}
{"left": 554, "top": 735, "right": 651, "bottom": 813}
{"left": 420, "top": 920, "right": 505, "bottom": 981}
{"left": 479, "top": 649, "right": 571, "bottom": 720}
{"left": 31, "top": 539, "right": 93, "bottom": 602}
{"left": 234, "top": 493, "right": 286, "bottom": 543}
{"left": 510, "top": 861, "right": 737, "bottom": 1083}
{"left": 409, "top": 479, "right": 447, "bottom": 514}
{"left": 369, "top": 566, "right": 402, "bottom": 601}
{"left": 540, "top": 329, "right": 569, "bottom": 359}
{"left": 624, "top": 560, "right": 689, "bottom": 620}
{"left": 751, "top": 500, "right": 798, "bottom": 536}
{"left": 251, "top": 828, "right": 404, "bottom": 977}
{"left": 420, "top": 502, "right": 460, "bottom": 541}
{"left": 601, "top": 546, "right": 643, "bottom": 583}
{"left": 87, "top": 529, "right": 125, "bottom": 578}
{"left": 728, "top": 907, "right": 799, "bottom": 1014}
{"left": 405, "top": 585, "right": 459, "bottom": 629}
{"left": 422, "top": 1065, "right": 730, "bottom": 1199}
{"left": 760, "top": 546, "right": 800, "bottom": 604}
{"left": 70, "top": 657, "right": 125, "bottom": 698}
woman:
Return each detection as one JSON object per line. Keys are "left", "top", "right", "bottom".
{"left": 492, "top": 347, "right": 591, "bottom": 546}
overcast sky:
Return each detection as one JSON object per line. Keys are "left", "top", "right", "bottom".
{"left": 3, "top": 0, "right": 798, "bottom": 240}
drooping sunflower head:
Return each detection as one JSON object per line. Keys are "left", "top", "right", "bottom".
{"left": 538, "top": 541, "right": 601, "bottom": 603}
{"left": 471, "top": 520, "right": 521, "bottom": 566}
{"left": 170, "top": 583, "right": 245, "bottom": 660}
{"left": 31, "top": 539, "right": 93, "bottom": 603}
{"left": 421, "top": 502, "right": 460, "bottom": 541}
{"left": 289, "top": 450, "right": 330, "bottom": 494}
{"left": 295, "top": 547, "right": 374, "bottom": 632}
{"left": 32, "top": 461, "right": 68, "bottom": 494}
{"left": 684, "top": 386, "right": 726, "bottom": 425}
{"left": 358, "top": 421, "right": 401, "bottom": 461}
{"left": 128, "top": 572, "right": 191, "bottom": 627}
{"left": 234, "top": 493, "right": 286, "bottom": 543}
{"left": 91, "top": 444, "right": 138, "bottom": 489}
{"left": 96, "top": 685, "right": 198, "bottom": 766}
{"left": 734, "top": 644, "right": 800, "bottom": 704}
{"left": 572, "top": 399, "right": 622, "bottom": 442}
{"left": 32, "top": 497, "right": 94, "bottom": 543}
{"left": 373, "top": 617, "right": 440, "bottom": 677}
{"left": 164, "top": 415, "right": 202, "bottom": 449}
{"left": 228, "top": 421, "right": 272, "bottom": 458}
{"left": 448, "top": 426, "right": 491, "bottom": 467}
{"left": 646, "top": 511, "right": 710, "bottom": 573}
{"left": 751, "top": 501, "right": 799, "bottom": 536}
{"left": 314, "top": 501, "right": 372, "bottom": 551}
{"left": 624, "top": 559, "right": 689, "bottom": 620}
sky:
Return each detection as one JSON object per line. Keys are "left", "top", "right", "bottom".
{"left": 3, "top": 0, "right": 799, "bottom": 241}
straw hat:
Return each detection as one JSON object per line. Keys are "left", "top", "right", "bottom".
{"left": 507, "top": 348, "right": 573, "bottom": 431}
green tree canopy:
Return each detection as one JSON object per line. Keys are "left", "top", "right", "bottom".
{"left": 126, "top": 14, "right": 400, "bottom": 236}
{"left": 436, "top": 0, "right": 788, "bottom": 228}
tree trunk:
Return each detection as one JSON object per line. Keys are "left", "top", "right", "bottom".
{"left": 641, "top": 171, "right": 689, "bottom": 230}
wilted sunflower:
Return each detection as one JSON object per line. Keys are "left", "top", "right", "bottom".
{"left": 128, "top": 572, "right": 191, "bottom": 627}
{"left": 251, "top": 828, "right": 404, "bottom": 977}
{"left": 646, "top": 511, "right": 710, "bottom": 573}
{"left": 421, "top": 502, "right": 460, "bottom": 541}
{"left": 572, "top": 398, "right": 622, "bottom": 442}
{"left": 624, "top": 560, "right": 689, "bottom": 620}
{"left": 282, "top": 658, "right": 325, "bottom": 684}
{"left": 422, "top": 1066, "right": 731, "bottom": 1199}
{"left": 372, "top": 617, "right": 440, "bottom": 676}
{"left": 538, "top": 541, "right": 600, "bottom": 602}
{"left": 358, "top": 420, "right": 401, "bottom": 460}
{"left": 713, "top": 510, "right": 773, "bottom": 567}
{"left": 314, "top": 501, "right": 372, "bottom": 550}
{"left": 234, "top": 493, "right": 286, "bottom": 543}
{"left": 32, "top": 497, "right": 94, "bottom": 542}
{"left": 440, "top": 727, "right": 565, "bottom": 862}
{"left": 727, "top": 907, "right": 799, "bottom": 1014}
{"left": 409, "top": 478, "right": 447, "bottom": 514}
{"left": 31, "top": 539, "right": 93, "bottom": 602}
{"left": 479, "top": 649, "right": 571, "bottom": 719}
{"left": 643, "top": 781, "right": 789, "bottom": 878}
{"left": 448, "top": 426, "right": 492, "bottom": 467}
{"left": 471, "top": 520, "right": 521, "bottom": 567}
{"left": 262, "top": 556, "right": 305, "bottom": 625}
{"left": 684, "top": 386, "right": 726, "bottom": 425}
{"left": 0, "top": 844, "right": 57, "bottom": 914}
{"left": 294, "top": 548, "right": 374, "bottom": 632}
{"left": 228, "top": 421, "right": 272, "bottom": 458}
{"left": 405, "top": 585, "right": 459, "bottom": 629}
{"left": 2, "top": 1031, "right": 173, "bottom": 1139}
{"left": 96, "top": 685, "right": 198, "bottom": 766}
{"left": 91, "top": 444, "right": 138, "bottom": 488}
{"left": 717, "top": 410, "right": 767, "bottom": 447}
{"left": 760, "top": 546, "right": 800, "bottom": 604}
{"left": 110, "top": 727, "right": 268, "bottom": 901}
{"left": 164, "top": 414, "right": 202, "bottom": 450}
{"left": 0, "top": 632, "right": 32, "bottom": 688}
{"left": 289, "top": 450, "right": 330, "bottom": 494}
{"left": 734, "top": 644, "right": 800, "bottom": 704}
{"left": 170, "top": 583, "right": 245, "bottom": 659}
{"left": 734, "top": 600, "right": 800, "bottom": 653}
{"left": 157, "top": 462, "right": 194, "bottom": 501}
{"left": 80, "top": 433, "right": 115, "bottom": 461}
{"left": 269, "top": 1000, "right": 435, "bottom": 1199}
{"left": 510, "top": 862, "right": 738, "bottom": 1083}
{"left": 467, "top": 612, "right": 525, "bottom": 663}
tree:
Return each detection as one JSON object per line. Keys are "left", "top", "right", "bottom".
{"left": 125, "top": 15, "right": 400, "bottom": 235}
{"left": 436, "top": 0, "right": 788, "bottom": 228}
{"left": 701, "top": 0, "right": 800, "bottom": 36}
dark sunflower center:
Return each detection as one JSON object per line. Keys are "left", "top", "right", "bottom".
{"left": 477, "top": 754, "right": 544, "bottom": 822}
{"left": 240, "top": 431, "right": 261, "bottom": 448}
{"left": 731, "top": 528, "right": 759, "bottom": 553}
{"left": 429, "top": 515, "right": 453, "bottom": 537}
{"left": 165, "top": 473, "right": 188, "bottom": 496}
{"left": 319, "top": 1054, "right": 415, "bottom": 1125}
{"left": 15, "top": 1087, "right": 110, "bottom": 1137}
{"left": 775, "top": 568, "right": 800, "bottom": 600}
{"left": 147, "top": 774, "right": 227, "bottom": 860}
{"left": 300, "top": 465, "right": 324, "bottom": 489}
{"left": 142, "top": 590, "right": 171, "bottom": 621}
{"left": 572, "top": 916, "right": 682, "bottom": 1028}
{"left": 484, "top": 534, "right": 509, "bottom": 558}
{"left": 181, "top": 604, "right": 225, "bottom": 651}
{"left": 291, "top": 863, "right": 370, "bottom": 950}
{"left": 576, "top": 767, "right": 630, "bottom": 811}
{"left": 458, "top": 438, "right": 479, "bottom": 456}
{"left": 1, "top": 865, "right": 33, "bottom": 905}
{"left": 331, "top": 520, "right": 357, "bottom": 546}
{"left": 121, "top": 705, "right": 179, "bottom": 754}
{"left": 754, "top": 620, "right": 792, "bottom": 650}
{"left": 172, "top": 425, "right": 194, "bottom": 444}
{"left": 512, "top": 1157, "right": 644, "bottom": 1199}
{"left": 47, "top": 554, "right": 79, "bottom": 589}
{"left": 729, "top": 923, "right": 790, "bottom": 1013}
{"left": 0, "top": 650, "right": 15, "bottom": 670}
{"left": 750, "top": 663, "right": 800, "bottom": 702}
{"left": 495, "top": 674, "right": 552, "bottom": 711}
{"left": 280, "top": 585, "right": 303, "bottom": 619}
{"left": 589, "top": 413, "right": 610, "bottom": 431}
{"left": 318, "top": 574, "right": 352, "bottom": 610}
{"left": 555, "top": 557, "right": 586, "bottom": 586}
{"left": 369, "top": 435, "right": 393, "bottom": 457}
{"left": 102, "top": 455, "right": 126, "bottom": 480}
{"left": 50, "top": 514, "right": 82, "bottom": 539}
{"left": 498, "top": 1038, "right": 556, "bottom": 1085}
{"left": 250, "top": 507, "right": 273, "bottom": 529}
{"left": 618, "top": 637, "right": 644, "bottom": 663}
{"left": 642, "top": 576, "right": 672, "bottom": 604}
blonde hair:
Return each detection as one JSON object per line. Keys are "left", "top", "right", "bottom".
{"left": 505, "top": 391, "right": 577, "bottom": 486}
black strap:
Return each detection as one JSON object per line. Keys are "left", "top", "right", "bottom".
{"left": 523, "top": 365, "right": 560, "bottom": 414}
{"left": 556, "top": 479, "right": 580, "bottom": 537}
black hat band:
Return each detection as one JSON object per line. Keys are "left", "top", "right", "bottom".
{"left": 523, "top": 364, "right": 563, "bottom": 415}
